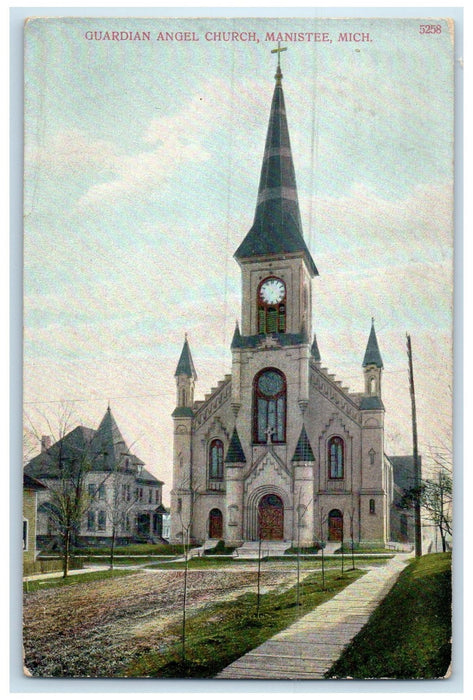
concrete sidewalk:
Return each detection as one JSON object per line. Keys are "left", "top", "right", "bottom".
{"left": 217, "top": 553, "right": 411, "bottom": 680}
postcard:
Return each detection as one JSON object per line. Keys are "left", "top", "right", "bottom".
{"left": 22, "top": 15, "right": 455, "bottom": 680}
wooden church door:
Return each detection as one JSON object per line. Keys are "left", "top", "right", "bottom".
{"left": 209, "top": 508, "right": 223, "bottom": 539}
{"left": 258, "top": 494, "right": 284, "bottom": 540}
{"left": 328, "top": 509, "right": 343, "bottom": 542}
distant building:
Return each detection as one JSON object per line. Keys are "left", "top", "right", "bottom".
{"left": 24, "top": 407, "right": 165, "bottom": 548}
{"left": 388, "top": 455, "right": 418, "bottom": 545}
{"left": 23, "top": 473, "right": 47, "bottom": 563}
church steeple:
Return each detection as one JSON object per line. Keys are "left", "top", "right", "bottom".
{"left": 362, "top": 319, "right": 384, "bottom": 402}
{"left": 174, "top": 335, "right": 197, "bottom": 411}
{"left": 362, "top": 319, "right": 384, "bottom": 369}
{"left": 175, "top": 334, "right": 197, "bottom": 379}
{"left": 234, "top": 54, "right": 318, "bottom": 277}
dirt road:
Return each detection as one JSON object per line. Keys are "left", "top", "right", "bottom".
{"left": 23, "top": 567, "right": 301, "bottom": 677}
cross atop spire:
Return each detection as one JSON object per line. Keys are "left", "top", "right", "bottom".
{"left": 271, "top": 41, "right": 287, "bottom": 83}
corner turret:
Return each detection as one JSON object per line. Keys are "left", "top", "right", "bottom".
{"left": 361, "top": 319, "right": 384, "bottom": 408}
{"left": 173, "top": 335, "right": 197, "bottom": 414}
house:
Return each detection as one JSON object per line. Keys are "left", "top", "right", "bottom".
{"left": 169, "top": 58, "right": 412, "bottom": 549}
{"left": 24, "top": 406, "right": 165, "bottom": 548}
{"left": 23, "top": 473, "right": 47, "bottom": 563}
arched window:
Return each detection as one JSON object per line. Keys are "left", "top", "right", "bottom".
{"left": 370, "top": 376, "right": 376, "bottom": 395}
{"left": 253, "top": 368, "right": 286, "bottom": 444}
{"left": 257, "top": 277, "right": 286, "bottom": 334}
{"left": 369, "top": 498, "right": 376, "bottom": 514}
{"left": 209, "top": 439, "right": 224, "bottom": 480}
{"left": 328, "top": 436, "right": 344, "bottom": 479}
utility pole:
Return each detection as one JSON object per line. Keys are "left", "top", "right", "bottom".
{"left": 407, "top": 333, "right": 422, "bottom": 557}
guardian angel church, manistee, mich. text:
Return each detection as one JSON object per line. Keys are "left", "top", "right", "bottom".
{"left": 169, "top": 54, "right": 414, "bottom": 551}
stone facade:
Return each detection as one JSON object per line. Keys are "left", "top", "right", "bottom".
{"left": 170, "top": 63, "right": 408, "bottom": 549}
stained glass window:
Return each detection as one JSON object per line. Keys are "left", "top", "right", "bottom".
{"left": 253, "top": 368, "right": 286, "bottom": 444}
{"left": 209, "top": 439, "right": 224, "bottom": 480}
{"left": 328, "top": 436, "right": 344, "bottom": 479}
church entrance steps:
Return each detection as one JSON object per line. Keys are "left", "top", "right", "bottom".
{"left": 233, "top": 540, "right": 290, "bottom": 559}
{"left": 322, "top": 542, "right": 341, "bottom": 554}
{"left": 216, "top": 553, "right": 410, "bottom": 679}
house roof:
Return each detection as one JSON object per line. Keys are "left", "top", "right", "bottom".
{"left": 234, "top": 64, "right": 318, "bottom": 277}
{"left": 23, "top": 408, "right": 161, "bottom": 484}
{"left": 136, "top": 468, "right": 163, "bottom": 485}
{"left": 23, "top": 473, "right": 47, "bottom": 490}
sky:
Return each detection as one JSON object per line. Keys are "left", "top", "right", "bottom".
{"left": 23, "top": 15, "right": 455, "bottom": 501}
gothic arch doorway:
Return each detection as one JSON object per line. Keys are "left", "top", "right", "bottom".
{"left": 328, "top": 509, "right": 344, "bottom": 542}
{"left": 208, "top": 508, "right": 223, "bottom": 539}
{"left": 258, "top": 494, "right": 284, "bottom": 540}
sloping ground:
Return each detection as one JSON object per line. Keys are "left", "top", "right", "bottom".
{"left": 326, "top": 553, "right": 452, "bottom": 679}
{"left": 23, "top": 568, "right": 301, "bottom": 677}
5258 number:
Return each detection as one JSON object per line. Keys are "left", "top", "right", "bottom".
{"left": 419, "top": 25, "right": 442, "bottom": 34}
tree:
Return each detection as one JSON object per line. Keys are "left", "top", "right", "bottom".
{"left": 24, "top": 403, "right": 108, "bottom": 577}
{"left": 103, "top": 450, "right": 141, "bottom": 570}
{"left": 400, "top": 462, "right": 452, "bottom": 553}
{"left": 175, "top": 477, "right": 203, "bottom": 663}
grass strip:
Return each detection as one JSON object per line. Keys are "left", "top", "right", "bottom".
{"left": 125, "top": 568, "right": 363, "bottom": 678}
{"left": 23, "top": 568, "right": 136, "bottom": 593}
{"left": 326, "top": 553, "right": 452, "bottom": 679}
{"left": 146, "top": 556, "right": 391, "bottom": 570}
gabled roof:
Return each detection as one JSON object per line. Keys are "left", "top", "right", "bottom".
{"left": 136, "top": 467, "right": 164, "bottom": 485}
{"left": 363, "top": 320, "right": 384, "bottom": 368}
{"left": 225, "top": 427, "right": 246, "bottom": 464}
{"left": 234, "top": 65, "right": 318, "bottom": 277}
{"left": 292, "top": 425, "right": 315, "bottom": 462}
{"left": 24, "top": 425, "right": 96, "bottom": 480}
{"left": 23, "top": 473, "right": 47, "bottom": 490}
{"left": 175, "top": 336, "right": 197, "bottom": 379}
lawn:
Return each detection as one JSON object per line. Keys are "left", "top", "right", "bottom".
{"left": 126, "top": 568, "right": 363, "bottom": 678}
{"left": 326, "top": 553, "right": 452, "bottom": 679}
{"left": 23, "top": 568, "right": 136, "bottom": 593}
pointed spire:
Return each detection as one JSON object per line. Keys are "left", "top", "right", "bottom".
{"left": 225, "top": 427, "right": 246, "bottom": 464}
{"left": 175, "top": 334, "right": 197, "bottom": 379}
{"left": 311, "top": 333, "right": 321, "bottom": 362}
{"left": 93, "top": 406, "right": 129, "bottom": 470}
{"left": 292, "top": 425, "right": 315, "bottom": 462}
{"left": 231, "top": 320, "right": 242, "bottom": 349}
{"left": 234, "top": 59, "right": 318, "bottom": 277}
{"left": 362, "top": 319, "right": 384, "bottom": 368}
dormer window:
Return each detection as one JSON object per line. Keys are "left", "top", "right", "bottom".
{"left": 258, "top": 277, "right": 286, "bottom": 334}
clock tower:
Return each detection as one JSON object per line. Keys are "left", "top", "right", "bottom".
{"left": 233, "top": 62, "right": 318, "bottom": 341}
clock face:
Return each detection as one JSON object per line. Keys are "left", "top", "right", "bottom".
{"left": 259, "top": 278, "right": 285, "bottom": 305}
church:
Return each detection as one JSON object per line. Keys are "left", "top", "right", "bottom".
{"left": 170, "top": 57, "right": 407, "bottom": 549}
